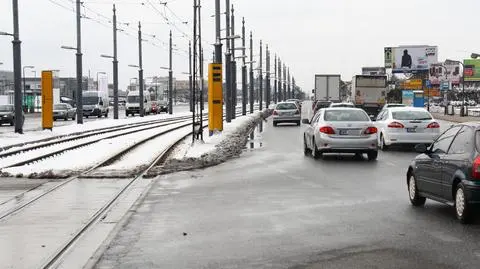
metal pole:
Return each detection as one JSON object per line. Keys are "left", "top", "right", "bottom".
{"left": 75, "top": 0, "right": 83, "bottom": 124}
{"left": 249, "top": 31, "right": 254, "bottom": 114}
{"left": 266, "top": 45, "right": 271, "bottom": 108}
{"left": 168, "top": 30, "right": 173, "bottom": 114}
{"left": 278, "top": 58, "right": 282, "bottom": 102}
{"left": 231, "top": 5, "right": 237, "bottom": 119}
{"left": 192, "top": 0, "right": 197, "bottom": 142}
{"left": 287, "top": 67, "right": 291, "bottom": 99}
{"left": 198, "top": 1, "right": 204, "bottom": 140}
{"left": 292, "top": 77, "right": 296, "bottom": 99}
{"left": 214, "top": 0, "right": 222, "bottom": 64}
{"left": 138, "top": 21, "right": 144, "bottom": 117}
{"left": 283, "top": 63, "right": 287, "bottom": 101}
{"left": 259, "top": 40, "right": 263, "bottom": 111}
{"left": 113, "top": 4, "right": 119, "bottom": 119}
{"left": 241, "top": 17, "right": 247, "bottom": 116}
{"left": 274, "top": 54, "right": 277, "bottom": 104}
{"left": 189, "top": 41, "right": 193, "bottom": 112}
{"left": 225, "top": 0, "right": 231, "bottom": 122}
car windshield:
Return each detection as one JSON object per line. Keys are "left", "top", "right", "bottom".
{"left": 316, "top": 102, "right": 331, "bottom": 109}
{"left": 324, "top": 110, "right": 369, "bottom": 121}
{"left": 82, "top": 96, "right": 99, "bottom": 105}
{"left": 127, "top": 96, "right": 141, "bottom": 103}
{"left": 54, "top": 104, "right": 68, "bottom": 110}
{"left": 0, "top": 105, "right": 14, "bottom": 112}
{"left": 276, "top": 103, "right": 297, "bottom": 110}
{"left": 392, "top": 110, "right": 432, "bottom": 120}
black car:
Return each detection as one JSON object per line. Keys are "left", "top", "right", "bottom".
{"left": 157, "top": 100, "right": 168, "bottom": 113}
{"left": 407, "top": 123, "right": 480, "bottom": 223}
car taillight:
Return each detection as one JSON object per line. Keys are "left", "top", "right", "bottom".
{"left": 427, "top": 122, "right": 440, "bottom": 129}
{"left": 295, "top": 109, "right": 300, "bottom": 115}
{"left": 319, "top": 126, "right": 335, "bottom": 134}
{"left": 473, "top": 156, "right": 480, "bottom": 180}
{"left": 273, "top": 110, "right": 278, "bottom": 115}
{"left": 364, "top": 127, "right": 377, "bottom": 134}
{"left": 388, "top": 121, "right": 405, "bottom": 128}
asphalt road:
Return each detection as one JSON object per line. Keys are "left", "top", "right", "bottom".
{"left": 93, "top": 118, "right": 480, "bottom": 269}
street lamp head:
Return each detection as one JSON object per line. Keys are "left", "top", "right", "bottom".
{"left": 160, "top": 67, "right": 170, "bottom": 71}
{"left": 128, "top": 64, "right": 140, "bottom": 68}
{"left": 24, "top": 65, "right": 34, "bottom": 69}
{"left": 100, "top": 54, "right": 114, "bottom": 59}
{"left": 471, "top": 53, "right": 480, "bottom": 59}
{"left": 0, "top": 31, "right": 14, "bottom": 36}
{"left": 61, "top": 45, "right": 77, "bottom": 50}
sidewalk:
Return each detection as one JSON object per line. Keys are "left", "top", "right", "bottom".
{"left": 431, "top": 112, "right": 480, "bottom": 123}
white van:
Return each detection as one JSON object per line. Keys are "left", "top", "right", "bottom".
{"left": 126, "top": 91, "right": 152, "bottom": 116}
{"left": 82, "top": 91, "right": 109, "bottom": 118}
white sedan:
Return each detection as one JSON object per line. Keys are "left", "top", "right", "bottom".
{"left": 375, "top": 107, "right": 440, "bottom": 150}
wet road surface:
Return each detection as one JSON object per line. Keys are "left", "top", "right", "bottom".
{"left": 92, "top": 118, "right": 480, "bottom": 269}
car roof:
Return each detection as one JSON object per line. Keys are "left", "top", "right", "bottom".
{"left": 387, "top": 107, "right": 429, "bottom": 112}
{"left": 277, "top": 101, "right": 297, "bottom": 104}
{"left": 323, "top": 107, "right": 365, "bottom": 112}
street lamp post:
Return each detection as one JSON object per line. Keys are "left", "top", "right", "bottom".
{"left": 2, "top": 0, "right": 23, "bottom": 133}
{"left": 22, "top": 65, "right": 34, "bottom": 112}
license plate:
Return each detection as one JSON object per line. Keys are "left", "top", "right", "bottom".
{"left": 339, "top": 130, "right": 348, "bottom": 135}
{"left": 407, "top": 128, "right": 416, "bottom": 133}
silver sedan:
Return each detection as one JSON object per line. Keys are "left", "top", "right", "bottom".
{"left": 303, "top": 108, "right": 378, "bottom": 160}
{"left": 272, "top": 102, "right": 301, "bottom": 126}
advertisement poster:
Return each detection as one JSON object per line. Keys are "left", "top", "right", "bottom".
{"left": 385, "top": 46, "right": 438, "bottom": 73}
{"left": 463, "top": 59, "right": 480, "bottom": 82}
{"left": 429, "top": 62, "right": 461, "bottom": 85}
{"left": 402, "top": 90, "right": 413, "bottom": 106}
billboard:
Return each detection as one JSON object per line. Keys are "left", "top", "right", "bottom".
{"left": 385, "top": 46, "right": 438, "bottom": 73}
{"left": 361, "top": 67, "right": 386, "bottom": 76}
{"left": 400, "top": 79, "right": 423, "bottom": 90}
{"left": 463, "top": 59, "right": 480, "bottom": 82}
{"left": 429, "top": 62, "right": 461, "bottom": 85}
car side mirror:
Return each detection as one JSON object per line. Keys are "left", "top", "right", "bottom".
{"left": 414, "top": 144, "right": 428, "bottom": 153}
{"left": 302, "top": 119, "right": 310, "bottom": 124}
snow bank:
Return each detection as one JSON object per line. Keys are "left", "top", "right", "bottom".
{"left": 145, "top": 110, "right": 269, "bottom": 177}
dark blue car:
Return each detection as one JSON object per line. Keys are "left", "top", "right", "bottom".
{"left": 407, "top": 122, "right": 480, "bottom": 224}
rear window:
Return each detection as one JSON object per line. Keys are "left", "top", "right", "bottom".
{"left": 387, "top": 104, "right": 405, "bottom": 108}
{"left": 324, "top": 110, "right": 369, "bottom": 122}
{"left": 315, "top": 102, "right": 331, "bottom": 109}
{"left": 276, "top": 103, "right": 297, "bottom": 110}
{"left": 392, "top": 110, "right": 432, "bottom": 120}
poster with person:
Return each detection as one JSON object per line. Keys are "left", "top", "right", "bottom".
{"left": 384, "top": 46, "right": 438, "bottom": 73}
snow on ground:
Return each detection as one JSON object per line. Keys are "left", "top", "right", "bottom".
{"left": 0, "top": 119, "right": 187, "bottom": 169}
{"left": 0, "top": 112, "right": 191, "bottom": 150}
{"left": 1, "top": 121, "right": 190, "bottom": 178}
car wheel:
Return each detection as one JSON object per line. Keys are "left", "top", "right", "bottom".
{"left": 98, "top": 114, "right": 102, "bottom": 118}
{"left": 273, "top": 122, "right": 277, "bottom": 127}
{"left": 303, "top": 135, "right": 311, "bottom": 156}
{"left": 72, "top": 115, "right": 76, "bottom": 120}
{"left": 408, "top": 173, "right": 426, "bottom": 207}
{"left": 455, "top": 183, "right": 472, "bottom": 224}
{"left": 53, "top": 118, "right": 57, "bottom": 122}
{"left": 9, "top": 121, "right": 14, "bottom": 126}
{"left": 297, "top": 121, "right": 301, "bottom": 126}
{"left": 86, "top": 115, "right": 89, "bottom": 118}
{"left": 380, "top": 134, "right": 389, "bottom": 151}
{"left": 311, "top": 138, "right": 322, "bottom": 160}
{"left": 367, "top": 151, "right": 378, "bottom": 161}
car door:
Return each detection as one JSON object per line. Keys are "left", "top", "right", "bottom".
{"left": 415, "top": 126, "right": 461, "bottom": 196}
{"left": 441, "top": 126, "right": 475, "bottom": 200}
{"left": 305, "top": 112, "right": 321, "bottom": 149}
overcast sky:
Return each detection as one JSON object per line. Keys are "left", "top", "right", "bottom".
{"left": 1, "top": 0, "right": 480, "bottom": 92}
